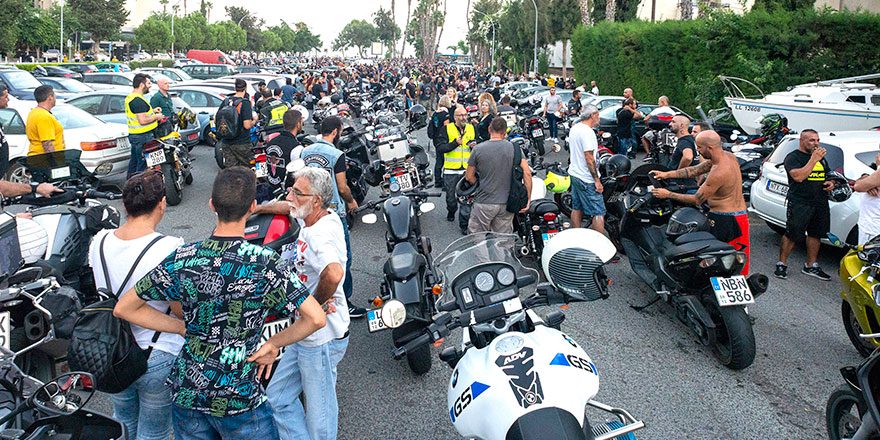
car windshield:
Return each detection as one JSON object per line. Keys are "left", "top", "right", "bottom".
{"left": 52, "top": 104, "right": 105, "bottom": 130}
{"left": 600, "top": 104, "right": 623, "bottom": 119}
{"left": 4, "top": 71, "right": 42, "bottom": 89}
{"left": 173, "top": 69, "right": 193, "bottom": 81}
{"left": 53, "top": 78, "right": 93, "bottom": 93}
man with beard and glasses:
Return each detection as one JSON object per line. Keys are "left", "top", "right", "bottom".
{"left": 267, "top": 166, "right": 349, "bottom": 440}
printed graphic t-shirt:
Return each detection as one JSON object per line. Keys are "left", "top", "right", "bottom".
{"left": 784, "top": 149, "right": 829, "bottom": 207}
{"left": 134, "top": 236, "right": 310, "bottom": 417}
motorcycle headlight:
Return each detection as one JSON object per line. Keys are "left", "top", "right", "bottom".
{"left": 698, "top": 256, "right": 717, "bottom": 268}
{"left": 721, "top": 254, "right": 736, "bottom": 270}
{"left": 380, "top": 300, "right": 407, "bottom": 329}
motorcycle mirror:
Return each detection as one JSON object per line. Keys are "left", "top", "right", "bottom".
{"left": 418, "top": 202, "right": 436, "bottom": 213}
{"left": 827, "top": 233, "right": 843, "bottom": 247}
{"left": 381, "top": 299, "right": 407, "bottom": 329}
{"left": 31, "top": 372, "right": 95, "bottom": 416}
{"left": 730, "top": 133, "right": 738, "bottom": 141}
{"left": 602, "top": 132, "right": 612, "bottom": 139}
{"left": 361, "top": 213, "right": 378, "bottom": 224}
{"left": 286, "top": 159, "right": 305, "bottom": 174}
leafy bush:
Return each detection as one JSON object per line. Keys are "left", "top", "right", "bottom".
{"left": 12, "top": 59, "right": 167, "bottom": 72}
{"left": 570, "top": 8, "right": 880, "bottom": 116}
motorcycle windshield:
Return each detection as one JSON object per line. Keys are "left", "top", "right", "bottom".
{"left": 15, "top": 150, "right": 92, "bottom": 183}
{"left": 434, "top": 232, "right": 539, "bottom": 303}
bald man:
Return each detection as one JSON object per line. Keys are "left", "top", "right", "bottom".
{"left": 649, "top": 130, "right": 750, "bottom": 274}
{"left": 149, "top": 77, "right": 174, "bottom": 118}
{"left": 667, "top": 115, "right": 698, "bottom": 178}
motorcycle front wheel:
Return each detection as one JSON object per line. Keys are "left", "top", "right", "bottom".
{"left": 162, "top": 166, "right": 182, "bottom": 206}
{"left": 842, "top": 300, "right": 876, "bottom": 358}
{"left": 703, "top": 298, "right": 756, "bottom": 370}
{"left": 826, "top": 384, "right": 868, "bottom": 440}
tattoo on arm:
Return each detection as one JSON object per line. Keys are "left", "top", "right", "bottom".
{"left": 671, "top": 161, "right": 711, "bottom": 179}
{"left": 665, "top": 191, "right": 700, "bottom": 206}
{"left": 585, "top": 153, "right": 598, "bottom": 178}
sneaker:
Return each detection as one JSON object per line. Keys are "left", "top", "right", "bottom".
{"left": 802, "top": 264, "right": 832, "bottom": 281}
{"left": 447, "top": 213, "right": 455, "bottom": 222}
{"left": 348, "top": 303, "right": 367, "bottom": 318}
{"left": 774, "top": 264, "right": 788, "bottom": 279}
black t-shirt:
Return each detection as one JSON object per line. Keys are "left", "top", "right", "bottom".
{"left": 406, "top": 83, "right": 416, "bottom": 100}
{"left": 265, "top": 131, "right": 300, "bottom": 188}
{"left": 616, "top": 108, "right": 634, "bottom": 139}
{"left": 568, "top": 98, "right": 582, "bottom": 116}
{"left": 477, "top": 114, "right": 492, "bottom": 143}
{"left": 668, "top": 135, "right": 698, "bottom": 170}
{"left": 784, "top": 149, "right": 829, "bottom": 207}
{"left": 127, "top": 95, "right": 150, "bottom": 114}
{"left": 217, "top": 96, "right": 253, "bottom": 144}
{"left": 419, "top": 83, "right": 432, "bottom": 101}
{"left": 311, "top": 84, "right": 323, "bottom": 99}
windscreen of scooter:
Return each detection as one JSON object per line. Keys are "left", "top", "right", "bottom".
{"left": 14, "top": 150, "right": 92, "bottom": 184}
{"left": 434, "top": 232, "right": 539, "bottom": 310}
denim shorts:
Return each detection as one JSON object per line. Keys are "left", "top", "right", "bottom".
{"left": 571, "top": 176, "right": 606, "bottom": 216}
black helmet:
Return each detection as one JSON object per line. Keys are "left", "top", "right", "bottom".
{"left": 409, "top": 104, "right": 427, "bottom": 129}
{"left": 455, "top": 177, "right": 479, "bottom": 205}
{"left": 759, "top": 113, "right": 788, "bottom": 138}
{"left": 601, "top": 154, "right": 631, "bottom": 178}
{"left": 666, "top": 207, "right": 711, "bottom": 238}
{"left": 827, "top": 171, "right": 853, "bottom": 203}
{"left": 330, "top": 93, "right": 342, "bottom": 104}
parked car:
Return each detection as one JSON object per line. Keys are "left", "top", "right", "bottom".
{"left": 82, "top": 72, "right": 135, "bottom": 91}
{"left": 42, "top": 49, "right": 61, "bottom": 61}
{"left": 173, "top": 58, "right": 198, "bottom": 68}
{"left": 186, "top": 50, "right": 235, "bottom": 65}
{"left": 1, "top": 97, "right": 131, "bottom": 179}
{"left": 597, "top": 102, "right": 739, "bottom": 151}
{"left": 749, "top": 131, "right": 880, "bottom": 246}
{"left": 192, "top": 79, "right": 260, "bottom": 100}
{"left": 583, "top": 95, "right": 625, "bottom": 111}
{"left": 499, "top": 81, "right": 540, "bottom": 99}
{"left": 229, "top": 74, "right": 287, "bottom": 92}
{"left": 65, "top": 90, "right": 202, "bottom": 149}
{"left": 236, "top": 66, "right": 272, "bottom": 74}
{"left": 0, "top": 69, "right": 77, "bottom": 101}
{"left": 37, "top": 77, "right": 95, "bottom": 94}
{"left": 135, "top": 67, "right": 193, "bottom": 83}
{"left": 170, "top": 86, "right": 226, "bottom": 146}
{"left": 94, "top": 62, "right": 131, "bottom": 72}
{"left": 31, "top": 65, "right": 83, "bottom": 81}
{"left": 511, "top": 85, "right": 550, "bottom": 103}
{"left": 181, "top": 63, "right": 236, "bottom": 80}
{"left": 57, "top": 63, "right": 99, "bottom": 77}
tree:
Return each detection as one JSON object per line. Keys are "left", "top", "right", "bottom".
{"left": 590, "top": 0, "right": 639, "bottom": 23}
{"left": 292, "top": 23, "right": 322, "bottom": 54}
{"left": 497, "top": 0, "right": 553, "bottom": 72}
{"left": 467, "top": 0, "right": 501, "bottom": 68}
{"left": 408, "top": 0, "right": 445, "bottom": 61}
{"left": 456, "top": 40, "right": 469, "bottom": 54}
{"left": 16, "top": 5, "right": 58, "bottom": 56}
{"left": 550, "top": 0, "right": 581, "bottom": 78}
{"left": 333, "top": 19, "right": 376, "bottom": 57}
{"left": 262, "top": 29, "right": 282, "bottom": 52}
{"left": 752, "top": 0, "right": 814, "bottom": 10}
{"left": 269, "top": 21, "right": 297, "bottom": 52}
{"left": 134, "top": 14, "right": 172, "bottom": 52}
{"left": 0, "top": 0, "right": 27, "bottom": 56}
{"left": 160, "top": 0, "right": 168, "bottom": 13}
{"left": 183, "top": 11, "right": 208, "bottom": 49}
{"left": 68, "top": 0, "right": 129, "bottom": 53}
{"left": 605, "top": 0, "right": 615, "bottom": 22}
{"left": 225, "top": 6, "right": 264, "bottom": 52}
{"left": 373, "top": 7, "right": 400, "bottom": 58}
{"left": 209, "top": 20, "right": 246, "bottom": 52}
{"left": 400, "top": 0, "right": 412, "bottom": 57}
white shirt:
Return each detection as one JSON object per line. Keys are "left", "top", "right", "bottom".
{"left": 568, "top": 122, "right": 599, "bottom": 184}
{"left": 859, "top": 192, "right": 880, "bottom": 241}
{"left": 591, "top": 86, "right": 599, "bottom": 95}
{"left": 88, "top": 230, "right": 185, "bottom": 355}
{"left": 648, "top": 106, "right": 675, "bottom": 117}
{"left": 288, "top": 210, "right": 349, "bottom": 347}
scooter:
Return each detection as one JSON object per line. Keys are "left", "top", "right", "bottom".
{"left": 825, "top": 332, "right": 880, "bottom": 440}
{"left": 144, "top": 108, "right": 197, "bottom": 206}
{"left": 828, "top": 233, "right": 880, "bottom": 357}
{"left": 356, "top": 183, "right": 442, "bottom": 374}
{"left": 613, "top": 165, "right": 768, "bottom": 369}
{"left": 385, "top": 231, "right": 645, "bottom": 440}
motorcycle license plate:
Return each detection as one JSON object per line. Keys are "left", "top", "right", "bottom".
{"left": 50, "top": 166, "right": 70, "bottom": 180}
{"left": 392, "top": 173, "right": 413, "bottom": 191}
{"left": 255, "top": 161, "right": 268, "bottom": 178}
{"left": 261, "top": 318, "right": 291, "bottom": 359}
{"left": 0, "top": 311, "right": 8, "bottom": 350}
{"left": 531, "top": 128, "right": 543, "bottom": 138}
{"left": 145, "top": 150, "right": 166, "bottom": 167}
{"left": 367, "top": 309, "right": 387, "bottom": 332}
{"left": 767, "top": 180, "right": 789, "bottom": 196}
{"left": 710, "top": 276, "right": 755, "bottom": 307}
{"left": 542, "top": 230, "right": 559, "bottom": 246}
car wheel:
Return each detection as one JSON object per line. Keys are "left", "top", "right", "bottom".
{"left": 4, "top": 163, "right": 29, "bottom": 184}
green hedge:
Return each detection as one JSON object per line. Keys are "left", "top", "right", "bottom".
{"left": 13, "top": 59, "right": 167, "bottom": 72}
{"left": 14, "top": 63, "right": 65, "bottom": 72}
{"left": 570, "top": 8, "right": 880, "bottom": 116}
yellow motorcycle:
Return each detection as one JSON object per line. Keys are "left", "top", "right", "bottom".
{"left": 830, "top": 233, "right": 880, "bottom": 357}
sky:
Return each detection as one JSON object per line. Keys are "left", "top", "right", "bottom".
{"left": 200, "top": 0, "right": 474, "bottom": 56}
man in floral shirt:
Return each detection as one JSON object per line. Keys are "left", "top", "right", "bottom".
{"left": 115, "top": 166, "right": 326, "bottom": 440}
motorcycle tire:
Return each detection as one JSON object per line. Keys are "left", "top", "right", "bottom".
{"left": 203, "top": 127, "right": 216, "bottom": 147}
{"left": 406, "top": 343, "right": 432, "bottom": 375}
{"left": 555, "top": 192, "right": 573, "bottom": 219}
{"left": 825, "top": 384, "right": 868, "bottom": 440}
{"left": 162, "top": 166, "right": 182, "bottom": 206}
{"left": 703, "top": 298, "right": 756, "bottom": 370}
{"left": 842, "top": 300, "right": 876, "bottom": 358}
{"left": 215, "top": 143, "right": 225, "bottom": 169}
{"left": 184, "top": 170, "right": 194, "bottom": 185}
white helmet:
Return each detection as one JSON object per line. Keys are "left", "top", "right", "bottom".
{"left": 541, "top": 228, "right": 616, "bottom": 302}
{"left": 292, "top": 104, "right": 309, "bottom": 124}
{"left": 16, "top": 217, "right": 48, "bottom": 264}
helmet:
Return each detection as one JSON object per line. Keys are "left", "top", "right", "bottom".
{"left": 666, "top": 207, "right": 711, "bottom": 238}
{"left": 16, "top": 217, "right": 48, "bottom": 264}
{"left": 330, "top": 94, "right": 342, "bottom": 105}
{"left": 544, "top": 169, "right": 570, "bottom": 193}
{"left": 292, "top": 104, "right": 309, "bottom": 123}
{"left": 409, "top": 104, "right": 427, "bottom": 129}
{"left": 176, "top": 108, "right": 197, "bottom": 130}
{"left": 541, "top": 229, "right": 616, "bottom": 301}
{"left": 455, "top": 177, "right": 479, "bottom": 205}
{"left": 600, "top": 154, "right": 631, "bottom": 179}
{"left": 827, "top": 171, "right": 853, "bottom": 203}
{"left": 758, "top": 113, "right": 788, "bottom": 138}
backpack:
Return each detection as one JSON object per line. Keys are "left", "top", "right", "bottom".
{"left": 67, "top": 234, "right": 169, "bottom": 394}
{"left": 215, "top": 97, "right": 244, "bottom": 140}
{"left": 506, "top": 142, "right": 529, "bottom": 214}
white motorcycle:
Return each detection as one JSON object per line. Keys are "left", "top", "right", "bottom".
{"left": 382, "top": 231, "right": 645, "bottom": 440}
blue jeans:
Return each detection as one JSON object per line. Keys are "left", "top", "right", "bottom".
{"left": 618, "top": 136, "right": 636, "bottom": 156}
{"left": 547, "top": 113, "right": 558, "bottom": 139}
{"left": 171, "top": 401, "right": 279, "bottom": 440}
{"left": 109, "top": 350, "right": 175, "bottom": 440}
{"left": 339, "top": 215, "right": 352, "bottom": 300}
{"left": 571, "top": 176, "right": 606, "bottom": 217}
{"left": 266, "top": 337, "right": 349, "bottom": 440}
{"left": 127, "top": 131, "right": 153, "bottom": 178}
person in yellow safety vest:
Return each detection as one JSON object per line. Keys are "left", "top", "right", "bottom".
{"left": 125, "top": 73, "right": 163, "bottom": 179}
{"left": 438, "top": 105, "right": 476, "bottom": 235}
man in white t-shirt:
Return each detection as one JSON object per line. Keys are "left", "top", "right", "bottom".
{"left": 268, "top": 166, "right": 349, "bottom": 440}
{"left": 854, "top": 152, "right": 880, "bottom": 244}
{"left": 568, "top": 104, "right": 606, "bottom": 233}
{"left": 645, "top": 95, "right": 675, "bottom": 119}
{"left": 590, "top": 80, "right": 599, "bottom": 96}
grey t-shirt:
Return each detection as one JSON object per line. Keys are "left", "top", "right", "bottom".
{"left": 544, "top": 94, "right": 564, "bottom": 113}
{"left": 468, "top": 139, "right": 515, "bottom": 204}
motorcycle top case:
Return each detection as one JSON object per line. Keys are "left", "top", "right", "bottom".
{"left": 447, "top": 326, "right": 598, "bottom": 439}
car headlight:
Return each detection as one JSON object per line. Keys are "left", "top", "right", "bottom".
{"left": 94, "top": 161, "right": 113, "bottom": 176}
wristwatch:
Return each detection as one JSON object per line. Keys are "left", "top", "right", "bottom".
{"left": 29, "top": 182, "right": 39, "bottom": 195}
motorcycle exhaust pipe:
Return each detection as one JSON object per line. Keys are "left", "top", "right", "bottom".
{"left": 746, "top": 274, "right": 769, "bottom": 299}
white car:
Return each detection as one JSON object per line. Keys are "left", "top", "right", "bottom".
{"left": 749, "top": 130, "right": 880, "bottom": 246}
{"left": 1, "top": 97, "right": 131, "bottom": 181}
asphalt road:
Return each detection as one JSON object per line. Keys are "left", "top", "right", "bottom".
{"left": 89, "top": 126, "right": 860, "bottom": 439}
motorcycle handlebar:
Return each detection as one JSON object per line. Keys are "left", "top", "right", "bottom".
{"left": 354, "top": 192, "right": 442, "bottom": 214}
{"left": 392, "top": 332, "right": 433, "bottom": 360}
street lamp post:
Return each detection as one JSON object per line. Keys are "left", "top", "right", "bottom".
{"left": 170, "top": 0, "right": 183, "bottom": 57}
{"left": 530, "top": 0, "right": 537, "bottom": 74}
{"left": 60, "top": 0, "right": 64, "bottom": 60}
{"left": 472, "top": 9, "right": 496, "bottom": 71}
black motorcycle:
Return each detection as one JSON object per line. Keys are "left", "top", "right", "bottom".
{"left": 518, "top": 116, "right": 546, "bottom": 156}
{"left": 825, "top": 332, "right": 880, "bottom": 440}
{"left": 355, "top": 184, "right": 442, "bottom": 375}
{"left": 144, "top": 109, "right": 197, "bottom": 206}
{"left": 613, "top": 165, "right": 768, "bottom": 370}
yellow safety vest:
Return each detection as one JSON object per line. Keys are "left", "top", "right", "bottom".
{"left": 443, "top": 123, "right": 475, "bottom": 170}
{"left": 125, "top": 92, "right": 158, "bottom": 134}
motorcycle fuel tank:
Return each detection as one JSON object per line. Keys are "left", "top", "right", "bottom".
{"left": 447, "top": 325, "right": 599, "bottom": 440}
{"left": 383, "top": 196, "right": 413, "bottom": 243}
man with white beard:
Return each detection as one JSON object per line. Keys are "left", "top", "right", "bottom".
{"left": 266, "top": 166, "right": 349, "bottom": 440}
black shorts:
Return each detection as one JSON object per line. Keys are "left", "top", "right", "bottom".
{"left": 785, "top": 202, "right": 830, "bottom": 240}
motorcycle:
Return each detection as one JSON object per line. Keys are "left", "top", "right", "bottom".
{"left": 825, "top": 332, "right": 880, "bottom": 440}
{"left": 828, "top": 233, "right": 880, "bottom": 357}
{"left": 143, "top": 109, "right": 197, "bottom": 206}
{"left": 641, "top": 115, "right": 676, "bottom": 165}
{"left": 356, "top": 183, "right": 442, "bottom": 374}
{"left": 385, "top": 232, "right": 646, "bottom": 440}
{"left": 519, "top": 116, "right": 546, "bottom": 156}
{"left": 362, "top": 121, "right": 432, "bottom": 196}
{"left": 613, "top": 165, "right": 768, "bottom": 369}
{"left": 513, "top": 160, "right": 568, "bottom": 259}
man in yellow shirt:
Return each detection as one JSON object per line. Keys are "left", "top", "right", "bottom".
{"left": 26, "top": 85, "right": 64, "bottom": 156}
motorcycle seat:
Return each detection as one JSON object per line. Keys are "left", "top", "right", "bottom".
{"left": 673, "top": 231, "right": 717, "bottom": 245}
{"left": 384, "top": 242, "right": 425, "bottom": 280}
{"left": 529, "top": 200, "right": 559, "bottom": 216}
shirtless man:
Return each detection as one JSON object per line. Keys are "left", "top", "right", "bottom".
{"left": 648, "top": 130, "right": 750, "bottom": 274}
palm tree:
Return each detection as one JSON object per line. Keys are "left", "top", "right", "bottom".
{"left": 160, "top": 0, "right": 169, "bottom": 14}
{"left": 579, "top": 0, "right": 592, "bottom": 25}
{"left": 204, "top": 1, "right": 212, "bottom": 21}
{"left": 390, "top": 0, "right": 396, "bottom": 58}
{"left": 456, "top": 40, "right": 468, "bottom": 55}
{"left": 605, "top": 0, "right": 616, "bottom": 22}
{"left": 447, "top": 45, "right": 458, "bottom": 54}
{"left": 399, "top": 0, "right": 411, "bottom": 58}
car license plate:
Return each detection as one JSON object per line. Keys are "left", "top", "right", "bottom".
{"left": 255, "top": 161, "right": 268, "bottom": 178}
{"left": 542, "top": 230, "right": 559, "bottom": 245}
{"left": 145, "top": 150, "right": 166, "bottom": 167}
{"left": 0, "top": 311, "right": 9, "bottom": 350}
{"left": 767, "top": 180, "right": 788, "bottom": 196}
{"left": 50, "top": 167, "right": 70, "bottom": 180}
{"left": 261, "top": 318, "right": 291, "bottom": 358}
{"left": 711, "top": 276, "right": 755, "bottom": 307}
{"left": 531, "top": 128, "right": 543, "bottom": 138}
{"left": 117, "top": 137, "right": 131, "bottom": 150}
{"left": 367, "top": 309, "right": 387, "bottom": 332}
{"left": 188, "top": 133, "right": 198, "bottom": 141}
